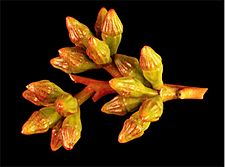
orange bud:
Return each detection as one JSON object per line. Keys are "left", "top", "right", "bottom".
{"left": 50, "top": 47, "right": 98, "bottom": 74}
{"left": 101, "top": 9, "right": 123, "bottom": 36}
{"left": 139, "top": 96, "right": 163, "bottom": 122}
{"left": 101, "top": 9, "right": 123, "bottom": 55}
{"left": 114, "top": 54, "right": 150, "bottom": 86}
{"left": 50, "top": 119, "right": 63, "bottom": 151}
{"left": 94, "top": 7, "right": 108, "bottom": 38}
{"left": 23, "top": 80, "right": 65, "bottom": 106}
{"left": 86, "top": 36, "right": 111, "bottom": 65}
{"left": 101, "top": 95, "right": 143, "bottom": 116}
{"left": 61, "top": 112, "right": 82, "bottom": 150}
{"left": 109, "top": 77, "right": 158, "bottom": 98}
{"left": 118, "top": 111, "right": 150, "bottom": 143}
{"left": 21, "top": 106, "right": 61, "bottom": 135}
{"left": 66, "top": 16, "right": 93, "bottom": 48}
{"left": 140, "top": 46, "right": 163, "bottom": 90}
{"left": 21, "top": 111, "right": 49, "bottom": 135}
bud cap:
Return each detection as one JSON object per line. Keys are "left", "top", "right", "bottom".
{"left": 94, "top": 7, "right": 108, "bottom": 37}
{"left": 86, "top": 36, "right": 111, "bottom": 65}
{"left": 118, "top": 111, "right": 150, "bottom": 143}
{"left": 101, "top": 9, "right": 123, "bottom": 36}
{"left": 109, "top": 77, "right": 158, "bottom": 98}
{"left": 140, "top": 46, "right": 163, "bottom": 90}
{"left": 139, "top": 96, "right": 163, "bottom": 122}
{"left": 114, "top": 54, "right": 150, "bottom": 86}
{"left": 61, "top": 112, "right": 82, "bottom": 150}
{"left": 51, "top": 47, "right": 98, "bottom": 74}
{"left": 23, "top": 80, "right": 65, "bottom": 106}
{"left": 101, "top": 95, "right": 143, "bottom": 116}
{"left": 66, "top": 16, "right": 93, "bottom": 48}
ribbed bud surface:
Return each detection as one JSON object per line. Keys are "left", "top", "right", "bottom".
{"left": 118, "top": 111, "right": 150, "bottom": 143}
{"left": 101, "top": 95, "right": 142, "bottom": 116}
{"left": 114, "top": 54, "right": 150, "bottom": 86}
{"left": 61, "top": 112, "right": 82, "bottom": 150}
{"left": 23, "top": 80, "right": 65, "bottom": 106}
{"left": 95, "top": 7, "right": 108, "bottom": 37}
{"left": 140, "top": 46, "right": 163, "bottom": 90}
{"left": 86, "top": 36, "right": 111, "bottom": 65}
{"left": 66, "top": 16, "right": 93, "bottom": 48}
{"left": 109, "top": 77, "right": 158, "bottom": 98}
{"left": 139, "top": 96, "right": 163, "bottom": 122}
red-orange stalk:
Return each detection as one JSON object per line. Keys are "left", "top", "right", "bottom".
{"left": 70, "top": 74, "right": 116, "bottom": 102}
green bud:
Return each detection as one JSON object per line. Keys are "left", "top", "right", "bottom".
{"left": 140, "top": 46, "right": 163, "bottom": 90}
{"left": 101, "top": 34, "right": 122, "bottom": 55}
{"left": 66, "top": 16, "right": 93, "bottom": 48}
{"left": 55, "top": 93, "right": 79, "bottom": 117}
{"left": 21, "top": 106, "right": 61, "bottom": 135}
{"left": 86, "top": 36, "right": 112, "bottom": 65}
{"left": 118, "top": 111, "right": 150, "bottom": 143}
{"left": 139, "top": 96, "right": 163, "bottom": 122}
{"left": 39, "top": 106, "right": 62, "bottom": 128}
{"left": 61, "top": 112, "right": 82, "bottom": 150}
{"left": 109, "top": 77, "right": 158, "bottom": 98}
{"left": 94, "top": 7, "right": 108, "bottom": 38}
{"left": 114, "top": 54, "right": 150, "bottom": 87}
{"left": 23, "top": 80, "right": 65, "bottom": 106}
{"left": 101, "top": 9, "right": 123, "bottom": 55}
{"left": 50, "top": 47, "right": 98, "bottom": 74}
{"left": 101, "top": 95, "right": 143, "bottom": 116}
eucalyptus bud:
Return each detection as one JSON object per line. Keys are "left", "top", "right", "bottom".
{"left": 114, "top": 54, "right": 150, "bottom": 86}
{"left": 66, "top": 16, "right": 93, "bottom": 48}
{"left": 21, "top": 106, "right": 61, "bottom": 135}
{"left": 50, "top": 119, "right": 63, "bottom": 151}
{"left": 109, "top": 77, "right": 158, "bottom": 98}
{"left": 118, "top": 111, "right": 150, "bottom": 143}
{"left": 101, "top": 9, "right": 123, "bottom": 55}
{"left": 23, "top": 80, "right": 65, "bottom": 106}
{"left": 139, "top": 96, "right": 163, "bottom": 122}
{"left": 94, "top": 7, "right": 108, "bottom": 38}
{"left": 86, "top": 36, "right": 111, "bottom": 65}
{"left": 55, "top": 93, "right": 79, "bottom": 117}
{"left": 101, "top": 95, "right": 143, "bottom": 116}
{"left": 50, "top": 47, "right": 98, "bottom": 74}
{"left": 61, "top": 112, "right": 82, "bottom": 150}
{"left": 140, "top": 46, "right": 163, "bottom": 90}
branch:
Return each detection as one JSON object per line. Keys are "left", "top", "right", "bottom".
{"left": 69, "top": 74, "right": 116, "bottom": 102}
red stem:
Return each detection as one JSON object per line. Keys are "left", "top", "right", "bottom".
{"left": 74, "top": 86, "right": 95, "bottom": 105}
{"left": 70, "top": 74, "right": 116, "bottom": 102}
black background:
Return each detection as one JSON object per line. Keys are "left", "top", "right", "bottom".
{"left": 1, "top": 0, "right": 224, "bottom": 166}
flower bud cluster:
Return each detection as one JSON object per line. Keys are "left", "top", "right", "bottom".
{"left": 52, "top": 6, "right": 123, "bottom": 73}
{"left": 21, "top": 7, "right": 208, "bottom": 151}
{"left": 100, "top": 45, "right": 165, "bottom": 143}
{"left": 22, "top": 80, "right": 82, "bottom": 151}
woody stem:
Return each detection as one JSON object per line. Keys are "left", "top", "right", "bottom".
{"left": 160, "top": 84, "right": 208, "bottom": 102}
